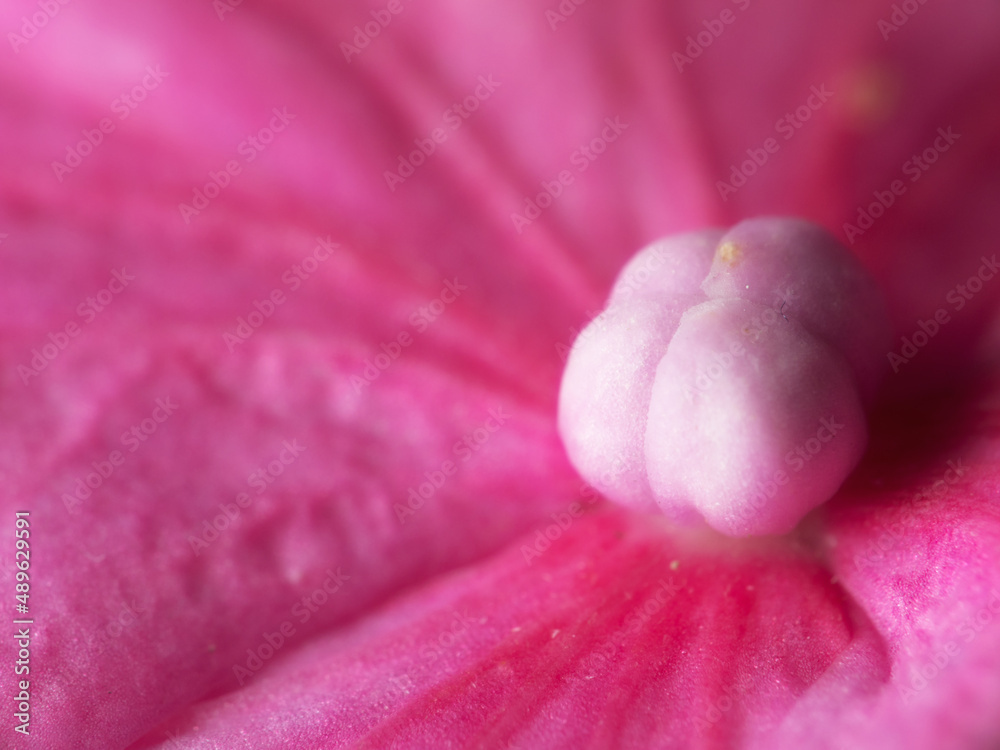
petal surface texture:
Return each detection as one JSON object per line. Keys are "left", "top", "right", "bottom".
{"left": 0, "top": 0, "right": 998, "bottom": 748}
{"left": 139, "top": 367, "right": 1000, "bottom": 750}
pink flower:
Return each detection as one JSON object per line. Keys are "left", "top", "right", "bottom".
{"left": 1, "top": 1, "right": 999, "bottom": 748}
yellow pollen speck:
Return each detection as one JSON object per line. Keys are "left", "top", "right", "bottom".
{"left": 717, "top": 241, "right": 742, "bottom": 265}
{"left": 669, "top": 560, "right": 680, "bottom": 571}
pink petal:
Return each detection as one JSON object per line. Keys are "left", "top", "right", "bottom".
{"left": 0, "top": 320, "right": 586, "bottom": 747}
{"left": 135, "top": 505, "right": 884, "bottom": 749}
{"left": 139, "top": 358, "right": 1000, "bottom": 749}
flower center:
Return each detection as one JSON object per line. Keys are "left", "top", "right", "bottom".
{"left": 558, "top": 217, "right": 891, "bottom": 536}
